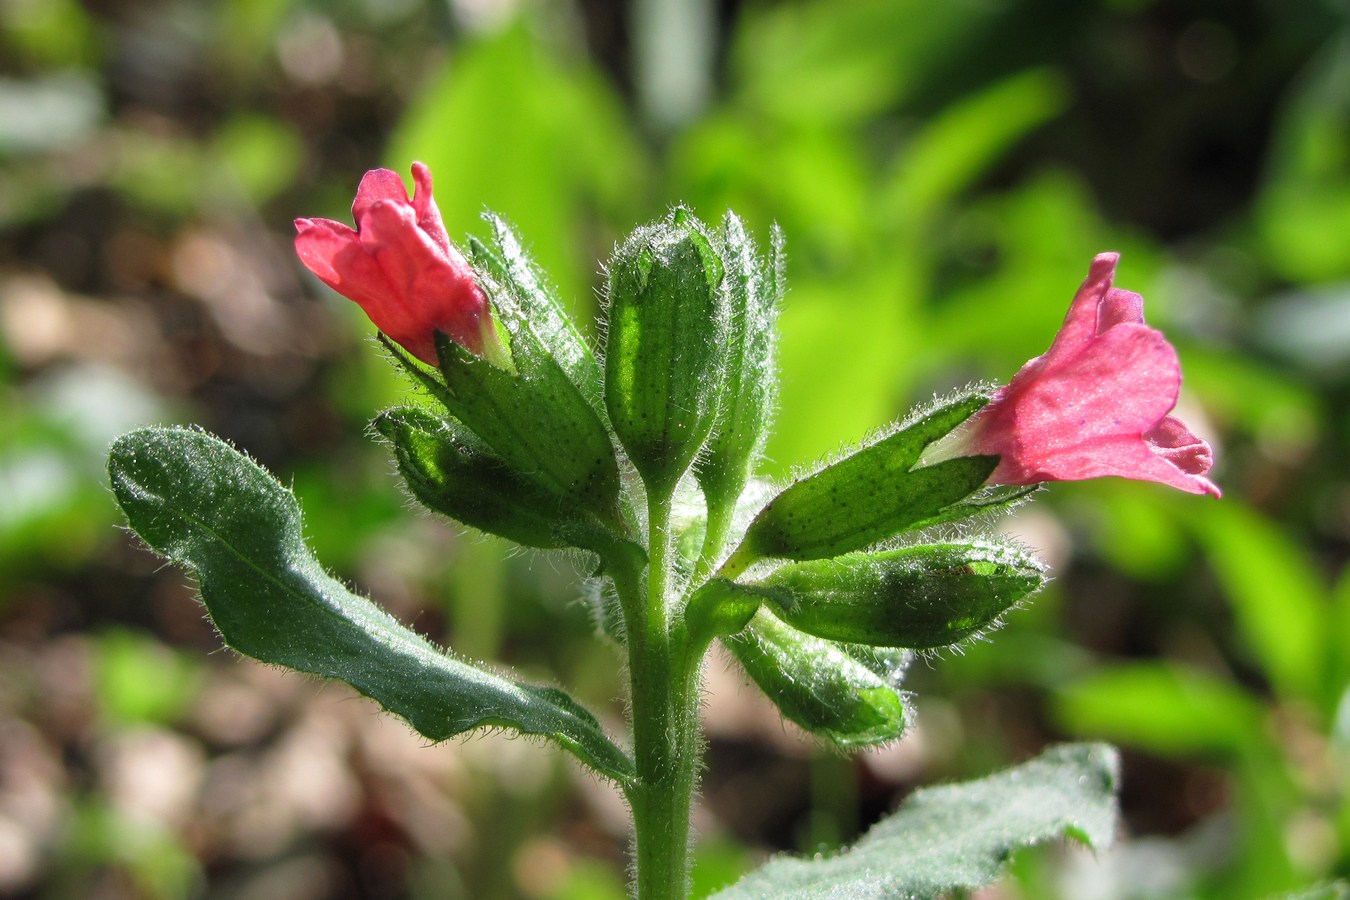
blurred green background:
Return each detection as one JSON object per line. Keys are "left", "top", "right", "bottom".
{"left": 2, "top": 0, "right": 1349, "bottom": 897}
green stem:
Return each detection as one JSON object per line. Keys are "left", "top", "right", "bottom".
{"left": 690, "top": 494, "right": 737, "bottom": 587}
{"left": 626, "top": 484, "right": 703, "bottom": 900}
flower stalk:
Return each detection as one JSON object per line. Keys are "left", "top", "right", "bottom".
{"left": 624, "top": 485, "right": 704, "bottom": 900}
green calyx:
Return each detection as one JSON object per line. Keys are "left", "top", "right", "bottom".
{"left": 726, "top": 608, "right": 911, "bottom": 747}
{"left": 694, "top": 214, "right": 782, "bottom": 514}
{"left": 725, "top": 394, "right": 1000, "bottom": 573}
{"left": 708, "top": 540, "right": 1046, "bottom": 651}
{"left": 604, "top": 208, "right": 730, "bottom": 495}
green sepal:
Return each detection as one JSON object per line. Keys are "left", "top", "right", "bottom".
{"left": 694, "top": 215, "right": 780, "bottom": 512}
{"left": 729, "top": 540, "right": 1046, "bottom": 649}
{"left": 381, "top": 322, "right": 622, "bottom": 525}
{"left": 725, "top": 608, "right": 909, "bottom": 748}
{"left": 604, "top": 207, "right": 729, "bottom": 495}
{"left": 466, "top": 214, "right": 606, "bottom": 414}
{"left": 372, "top": 406, "right": 643, "bottom": 570}
{"left": 845, "top": 643, "right": 915, "bottom": 686}
{"left": 107, "top": 427, "right": 634, "bottom": 783}
{"left": 913, "top": 482, "right": 1041, "bottom": 530}
{"left": 728, "top": 394, "right": 995, "bottom": 569}
{"left": 711, "top": 743, "right": 1120, "bottom": 899}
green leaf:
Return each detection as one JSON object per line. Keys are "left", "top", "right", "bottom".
{"left": 107, "top": 427, "right": 634, "bottom": 783}
{"left": 1191, "top": 502, "right": 1328, "bottom": 703}
{"left": 387, "top": 23, "right": 647, "bottom": 304}
{"left": 732, "top": 540, "right": 1044, "bottom": 649}
{"left": 1054, "top": 662, "right": 1264, "bottom": 757}
{"left": 1255, "top": 37, "right": 1350, "bottom": 283}
{"left": 711, "top": 743, "right": 1119, "bottom": 899}
{"left": 731, "top": 0, "right": 995, "bottom": 127}
{"left": 725, "top": 609, "right": 909, "bottom": 748}
{"left": 729, "top": 394, "right": 994, "bottom": 568}
{"left": 695, "top": 215, "right": 780, "bottom": 511}
{"left": 878, "top": 68, "right": 1069, "bottom": 233}
{"left": 604, "top": 208, "right": 729, "bottom": 494}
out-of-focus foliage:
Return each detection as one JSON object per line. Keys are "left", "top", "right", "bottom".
{"left": 1, "top": 0, "right": 1348, "bottom": 897}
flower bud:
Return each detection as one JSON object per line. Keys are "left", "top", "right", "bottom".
{"left": 726, "top": 609, "right": 909, "bottom": 747}
{"left": 383, "top": 277, "right": 623, "bottom": 525}
{"left": 604, "top": 208, "right": 728, "bottom": 495}
{"left": 738, "top": 541, "right": 1046, "bottom": 649}
{"left": 694, "top": 215, "right": 781, "bottom": 512}
{"left": 373, "top": 407, "right": 637, "bottom": 565}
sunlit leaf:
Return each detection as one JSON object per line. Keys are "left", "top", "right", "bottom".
{"left": 1255, "top": 36, "right": 1350, "bottom": 283}
{"left": 388, "top": 23, "right": 647, "bottom": 306}
{"left": 108, "top": 427, "right": 634, "bottom": 782}
{"left": 711, "top": 743, "right": 1119, "bottom": 899}
{"left": 730, "top": 0, "right": 995, "bottom": 126}
{"left": 1055, "top": 661, "right": 1264, "bottom": 756}
{"left": 1191, "top": 502, "right": 1328, "bottom": 703}
{"left": 879, "top": 68, "right": 1069, "bottom": 232}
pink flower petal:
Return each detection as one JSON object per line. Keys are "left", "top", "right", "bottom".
{"left": 1097, "top": 288, "right": 1145, "bottom": 332}
{"left": 360, "top": 199, "right": 488, "bottom": 361}
{"left": 294, "top": 163, "right": 495, "bottom": 366}
{"left": 294, "top": 218, "right": 394, "bottom": 313}
{"left": 359, "top": 200, "right": 450, "bottom": 294}
{"left": 1068, "top": 432, "right": 1220, "bottom": 495}
{"left": 352, "top": 168, "right": 409, "bottom": 224}
{"left": 410, "top": 161, "right": 452, "bottom": 254}
{"left": 1044, "top": 252, "right": 1120, "bottom": 363}
{"left": 1007, "top": 431, "right": 1213, "bottom": 493}
{"left": 414, "top": 282, "right": 488, "bottom": 356}
{"left": 956, "top": 252, "right": 1219, "bottom": 497}
{"left": 293, "top": 218, "right": 351, "bottom": 285}
{"left": 1011, "top": 324, "right": 1182, "bottom": 450}
{"left": 1145, "top": 416, "right": 1219, "bottom": 495}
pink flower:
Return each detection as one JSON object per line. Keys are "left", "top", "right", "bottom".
{"left": 939, "top": 253, "right": 1220, "bottom": 497}
{"left": 294, "top": 162, "right": 501, "bottom": 366}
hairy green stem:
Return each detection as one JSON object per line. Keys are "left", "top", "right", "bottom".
{"left": 690, "top": 495, "right": 738, "bottom": 588}
{"left": 625, "top": 485, "right": 703, "bottom": 900}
